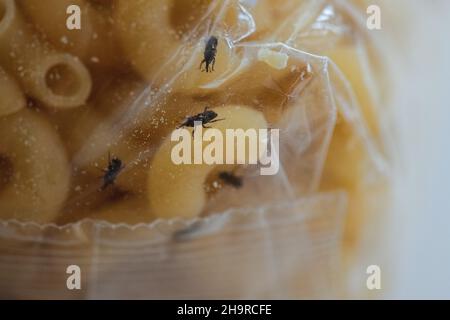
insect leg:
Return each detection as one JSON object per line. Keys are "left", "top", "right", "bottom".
{"left": 200, "top": 59, "right": 205, "bottom": 71}
{"left": 96, "top": 167, "right": 107, "bottom": 173}
{"left": 99, "top": 181, "right": 108, "bottom": 191}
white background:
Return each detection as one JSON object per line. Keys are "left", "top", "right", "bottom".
{"left": 385, "top": 0, "right": 450, "bottom": 298}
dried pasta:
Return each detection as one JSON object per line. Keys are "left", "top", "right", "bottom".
{"left": 114, "top": 0, "right": 241, "bottom": 90}
{"left": 19, "top": 0, "right": 120, "bottom": 69}
{"left": 148, "top": 105, "right": 268, "bottom": 219}
{"left": 0, "top": 0, "right": 92, "bottom": 108}
{"left": 0, "top": 66, "right": 25, "bottom": 116}
{"left": 0, "top": 109, "right": 70, "bottom": 222}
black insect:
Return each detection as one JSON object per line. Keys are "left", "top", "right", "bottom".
{"left": 200, "top": 36, "right": 218, "bottom": 73}
{"left": 177, "top": 107, "right": 224, "bottom": 135}
{"left": 218, "top": 171, "right": 243, "bottom": 189}
{"left": 99, "top": 153, "right": 125, "bottom": 191}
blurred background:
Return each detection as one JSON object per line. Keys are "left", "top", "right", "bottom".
{"left": 383, "top": 0, "right": 450, "bottom": 299}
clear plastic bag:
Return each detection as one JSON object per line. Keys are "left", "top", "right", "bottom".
{"left": 0, "top": 0, "right": 388, "bottom": 298}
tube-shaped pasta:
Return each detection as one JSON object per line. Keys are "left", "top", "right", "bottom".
{"left": 114, "top": 0, "right": 240, "bottom": 90}
{"left": 49, "top": 103, "right": 103, "bottom": 158}
{"left": 329, "top": 45, "right": 379, "bottom": 136}
{"left": 0, "top": 0, "right": 92, "bottom": 109}
{"left": 19, "top": 0, "right": 120, "bottom": 69}
{"left": 87, "top": 196, "right": 153, "bottom": 225}
{"left": 114, "top": 0, "right": 207, "bottom": 81}
{"left": 245, "top": 0, "right": 322, "bottom": 42}
{"left": 0, "top": 66, "right": 25, "bottom": 117}
{"left": 0, "top": 109, "right": 71, "bottom": 222}
{"left": 148, "top": 105, "right": 268, "bottom": 219}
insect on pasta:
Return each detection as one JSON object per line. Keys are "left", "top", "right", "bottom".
{"left": 200, "top": 36, "right": 218, "bottom": 72}
{"left": 99, "top": 152, "right": 125, "bottom": 191}
{"left": 177, "top": 107, "right": 224, "bottom": 136}
{"left": 218, "top": 171, "right": 243, "bottom": 188}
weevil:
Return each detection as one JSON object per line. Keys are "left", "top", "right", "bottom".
{"left": 200, "top": 36, "right": 218, "bottom": 72}
{"left": 99, "top": 152, "right": 125, "bottom": 191}
{"left": 177, "top": 107, "right": 224, "bottom": 135}
{"left": 218, "top": 171, "right": 243, "bottom": 188}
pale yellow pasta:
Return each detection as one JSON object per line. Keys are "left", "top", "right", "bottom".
{"left": 50, "top": 103, "right": 102, "bottom": 158}
{"left": 246, "top": 0, "right": 310, "bottom": 41}
{"left": 19, "top": 0, "right": 120, "bottom": 69}
{"left": 89, "top": 196, "right": 153, "bottom": 224}
{"left": 114, "top": 0, "right": 201, "bottom": 82}
{"left": 0, "top": 109, "right": 71, "bottom": 222}
{"left": 148, "top": 105, "right": 268, "bottom": 219}
{"left": 0, "top": 0, "right": 92, "bottom": 109}
{"left": 114, "top": 0, "right": 240, "bottom": 90}
{"left": 247, "top": 0, "right": 341, "bottom": 53}
{"left": 244, "top": 0, "right": 281, "bottom": 39}
{"left": 0, "top": 66, "right": 25, "bottom": 117}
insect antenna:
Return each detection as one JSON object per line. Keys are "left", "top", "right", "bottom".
{"left": 209, "top": 118, "right": 225, "bottom": 123}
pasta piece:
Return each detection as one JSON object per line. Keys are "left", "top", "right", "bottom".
{"left": 87, "top": 196, "right": 153, "bottom": 224}
{"left": 148, "top": 105, "right": 268, "bottom": 219}
{"left": 0, "top": 66, "right": 25, "bottom": 117}
{"left": 44, "top": 77, "right": 151, "bottom": 219}
{"left": 56, "top": 77, "right": 149, "bottom": 185}
{"left": 114, "top": 0, "right": 208, "bottom": 82}
{"left": 19, "top": 0, "right": 120, "bottom": 69}
{"left": 0, "top": 0, "right": 92, "bottom": 109}
{"left": 321, "top": 44, "right": 385, "bottom": 253}
{"left": 49, "top": 103, "right": 102, "bottom": 158}
{"left": 196, "top": 56, "right": 313, "bottom": 124}
{"left": 329, "top": 45, "right": 379, "bottom": 137}
{"left": 244, "top": 0, "right": 306, "bottom": 40}
{"left": 0, "top": 109, "right": 71, "bottom": 222}
{"left": 114, "top": 0, "right": 240, "bottom": 90}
